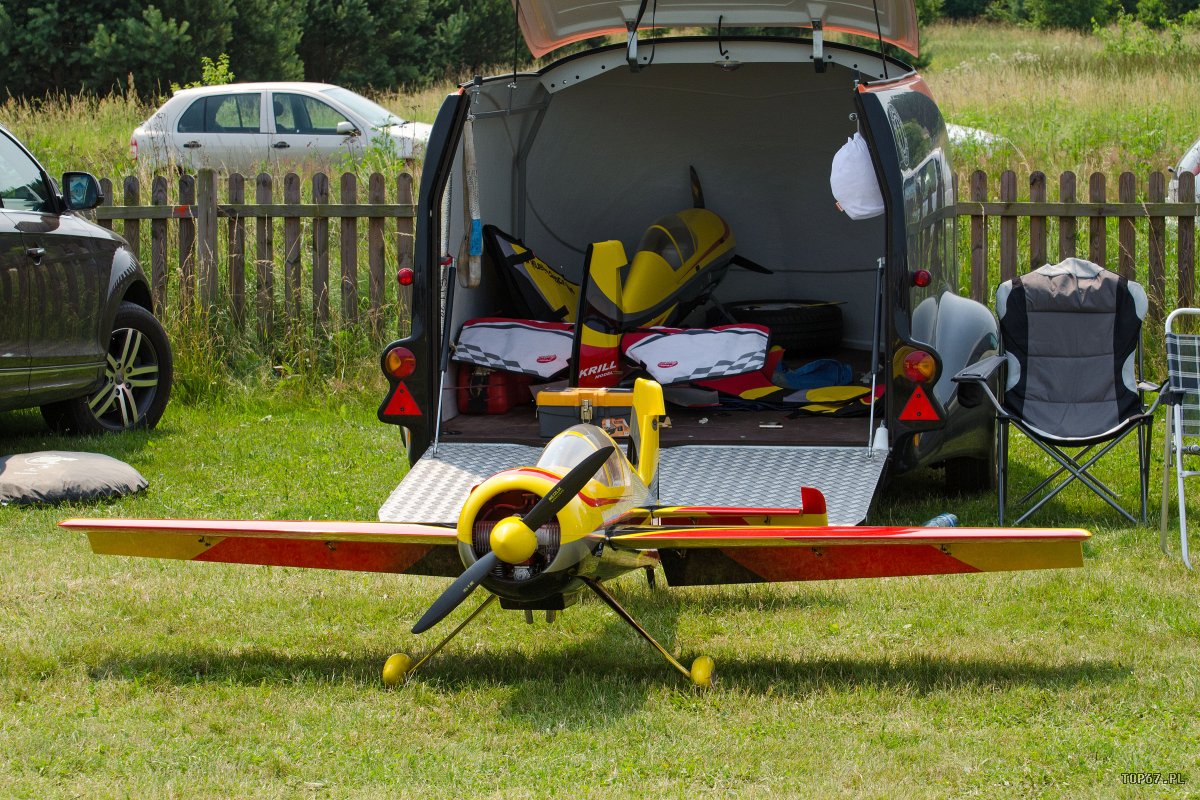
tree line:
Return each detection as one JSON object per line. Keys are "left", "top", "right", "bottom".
{"left": 941, "top": 0, "right": 1200, "bottom": 29}
{"left": 0, "top": 0, "right": 522, "bottom": 98}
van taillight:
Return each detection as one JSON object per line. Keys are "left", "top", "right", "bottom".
{"left": 896, "top": 347, "right": 940, "bottom": 423}
{"left": 385, "top": 347, "right": 416, "bottom": 378}
{"left": 129, "top": 137, "right": 138, "bottom": 161}
{"left": 902, "top": 350, "right": 936, "bottom": 383}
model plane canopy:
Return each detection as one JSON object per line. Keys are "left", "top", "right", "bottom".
{"left": 514, "top": 0, "right": 919, "bottom": 58}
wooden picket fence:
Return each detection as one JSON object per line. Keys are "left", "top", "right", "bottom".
{"left": 94, "top": 168, "right": 1200, "bottom": 338}
{"left": 94, "top": 168, "right": 415, "bottom": 340}
{"left": 957, "top": 169, "right": 1198, "bottom": 321}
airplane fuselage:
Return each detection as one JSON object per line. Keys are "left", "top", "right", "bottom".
{"left": 454, "top": 459, "right": 657, "bottom": 608}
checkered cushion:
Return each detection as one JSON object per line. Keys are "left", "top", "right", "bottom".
{"left": 622, "top": 324, "right": 769, "bottom": 384}
{"left": 453, "top": 318, "right": 573, "bottom": 379}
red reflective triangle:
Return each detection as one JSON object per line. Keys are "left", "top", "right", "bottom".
{"left": 899, "top": 385, "right": 938, "bottom": 422}
{"left": 384, "top": 382, "right": 422, "bottom": 416}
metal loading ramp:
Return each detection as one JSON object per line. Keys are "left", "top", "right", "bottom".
{"left": 378, "top": 444, "right": 542, "bottom": 524}
{"left": 657, "top": 446, "right": 887, "bottom": 524}
{"left": 378, "top": 443, "right": 888, "bottom": 526}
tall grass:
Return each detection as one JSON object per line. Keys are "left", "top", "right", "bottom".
{"left": 928, "top": 21, "right": 1200, "bottom": 175}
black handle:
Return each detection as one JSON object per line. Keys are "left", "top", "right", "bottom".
{"left": 182, "top": 141, "right": 201, "bottom": 149}
{"left": 272, "top": 142, "right": 290, "bottom": 149}
{"left": 26, "top": 247, "right": 45, "bottom": 264}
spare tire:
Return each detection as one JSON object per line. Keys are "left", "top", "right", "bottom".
{"left": 725, "top": 300, "right": 843, "bottom": 355}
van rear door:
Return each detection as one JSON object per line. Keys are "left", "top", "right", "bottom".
{"left": 514, "top": 0, "right": 918, "bottom": 58}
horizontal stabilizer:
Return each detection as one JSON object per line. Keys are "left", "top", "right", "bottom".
{"left": 60, "top": 518, "right": 462, "bottom": 577}
{"left": 608, "top": 524, "right": 1089, "bottom": 585}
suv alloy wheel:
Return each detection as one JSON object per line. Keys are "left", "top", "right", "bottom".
{"left": 41, "top": 302, "right": 173, "bottom": 434}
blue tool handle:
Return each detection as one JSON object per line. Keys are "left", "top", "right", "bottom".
{"left": 469, "top": 219, "right": 483, "bottom": 257}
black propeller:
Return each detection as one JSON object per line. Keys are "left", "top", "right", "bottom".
{"left": 730, "top": 254, "right": 773, "bottom": 275}
{"left": 689, "top": 165, "right": 706, "bottom": 209}
{"left": 411, "top": 445, "right": 616, "bottom": 634}
{"left": 411, "top": 552, "right": 498, "bottom": 634}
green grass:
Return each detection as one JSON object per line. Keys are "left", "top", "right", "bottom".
{"left": 1, "top": 394, "right": 1198, "bottom": 798}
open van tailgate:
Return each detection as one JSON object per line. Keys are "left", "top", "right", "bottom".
{"left": 378, "top": 443, "right": 887, "bottom": 525}
{"left": 658, "top": 446, "right": 887, "bottom": 525}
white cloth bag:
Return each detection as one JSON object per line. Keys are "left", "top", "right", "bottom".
{"left": 830, "top": 132, "right": 885, "bottom": 220}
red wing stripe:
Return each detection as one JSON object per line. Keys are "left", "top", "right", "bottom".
{"left": 727, "top": 544, "right": 979, "bottom": 581}
{"left": 195, "top": 538, "right": 441, "bottom": 573}
{"left": 610, "top": 525, "right": 1091, "bottom": 548}
{"left": 657, "top": 507, "right": 801, "bottom": 516}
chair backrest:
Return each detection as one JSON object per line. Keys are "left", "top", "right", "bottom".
{"left": 996, "top": 258, "right": 1146, "bottom": 439}
{"left": 1166, "top": 308, "right": 1200, "bottom": 439}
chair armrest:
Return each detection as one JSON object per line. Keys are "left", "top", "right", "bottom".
{"left": 953, "top": 354, "right": 1006, "bottom": 384}
{"left": 1141, "top": 380, "right": 1173, "bottom": 416}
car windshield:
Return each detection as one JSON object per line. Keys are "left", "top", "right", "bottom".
{"left": 0, "top": 130, "right": 53, "bottom": 212}
{"left": 320, "top": 87, "right": 407, "bottom": 129}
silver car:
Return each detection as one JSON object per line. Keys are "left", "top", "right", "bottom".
{"left": 130, "top": 82, "right": 433, "bottom": 172}
{"left": 1169, "top": 134, "right": 1200, "bottom": 203}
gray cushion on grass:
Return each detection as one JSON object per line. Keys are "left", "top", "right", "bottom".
{"left": 0, "top": 451, "right": 147, "bottom": 505}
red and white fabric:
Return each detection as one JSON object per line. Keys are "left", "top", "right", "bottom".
{"left": 453, "top": 317, "right": 573, "bottom": 378}
{"left": 622, "top": 324, "right": 769, "bottom": 384}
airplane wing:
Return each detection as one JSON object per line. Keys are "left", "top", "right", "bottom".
{"left": 59, "top": 519, "right": 463, "bottom": 577}
{"left": 607, "top": 522, "right": 1089, "bottom": 585}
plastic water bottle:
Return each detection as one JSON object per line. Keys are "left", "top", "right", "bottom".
{"left": 921, "top": 513, "right": 959, "bottom": 528}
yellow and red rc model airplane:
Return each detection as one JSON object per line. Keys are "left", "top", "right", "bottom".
{"left": 62, "top": 379, "right": 1089, "bottom": 687}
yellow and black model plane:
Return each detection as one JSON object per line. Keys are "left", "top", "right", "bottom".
{"left": 62, "top": 379, "right": 1088, "bottom": 687}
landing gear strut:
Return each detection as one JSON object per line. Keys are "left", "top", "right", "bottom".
{"left": 580, "top": 577, "right": 714, "bottom": 688}
{"left": 382, "top": 594, "right": 498, "bottom": 686}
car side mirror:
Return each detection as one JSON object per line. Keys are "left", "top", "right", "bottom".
{"left": 336, "top": 121, "right": 360, "bottom": 137}
{"left": 62, "top": 172, "right": 103, "bottom": 211}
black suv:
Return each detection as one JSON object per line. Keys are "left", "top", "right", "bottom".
{"left": 0, "top": 124, "right": 171, "bottom": 433}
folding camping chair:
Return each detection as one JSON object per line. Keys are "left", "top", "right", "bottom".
{"left": 1160, "top": 308, "right": 1200, "bottom": 568}
{"left": 954, "top": 258, "right": 1165, "bottom": 525}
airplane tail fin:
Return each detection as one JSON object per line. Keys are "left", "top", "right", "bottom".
{"left": 630, "top": 378, "right": 667, "bottom": 489}
{"left": 572, "top": 241, "right": 627, "bottom": 388}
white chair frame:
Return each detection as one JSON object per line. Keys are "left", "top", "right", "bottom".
{"left": 1160, "top": 307, "right": 1200, "bottom": 569}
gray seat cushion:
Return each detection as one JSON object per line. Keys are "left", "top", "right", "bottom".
{"left": 0, "top": 451, "right": 147, "bottom": 505}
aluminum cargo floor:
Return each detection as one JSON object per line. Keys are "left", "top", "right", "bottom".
{"left": 378, "top": 443, "right": 887, "bottom": 526}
